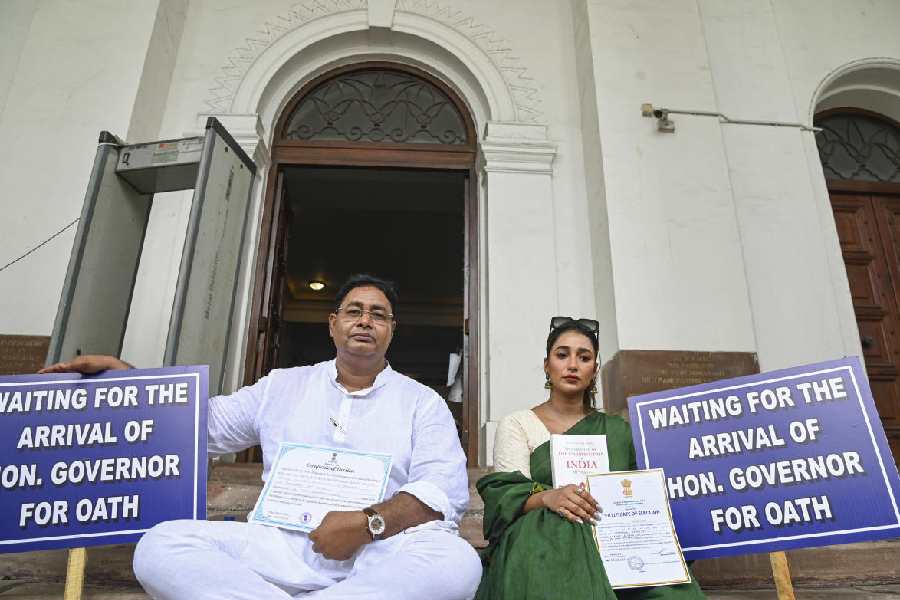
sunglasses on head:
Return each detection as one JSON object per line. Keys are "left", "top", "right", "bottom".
{"left": 549, "top": 316, "right": 600, "bottom": 334}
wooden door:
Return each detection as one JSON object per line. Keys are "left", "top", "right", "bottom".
{"left": 462, "top": 169, "right": 479, "bottom": 464}
{"left": 252, "top": 173, "right": 291, "bottom": 382}
{"left": 242, "top": 62, "right": 480, "bottom": 462}
{"left": 830, "top": 188, "right": 900, "bottom": 460}
{"left": 238, "top": 174, "right": 289, "bottom": 462}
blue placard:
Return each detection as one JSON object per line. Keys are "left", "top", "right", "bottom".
{"left": 628, "top": 357, "right": 900, "bottom": 560}
{"left": 0, "top": 366, "right": 208, "bottom": 553}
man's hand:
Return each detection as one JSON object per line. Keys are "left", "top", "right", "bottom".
{"left": 39, "top": 354, "right": 133, "bottom": 375}
{"left": 309, "top": 510, "right": 370, "bottom": 560}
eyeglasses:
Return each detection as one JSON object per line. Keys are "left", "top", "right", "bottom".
{"left": 336, "top": 306, "right": 394, "bottom": 324}
{"left": 550, "top": 316, "right": 599, "bottom": 334}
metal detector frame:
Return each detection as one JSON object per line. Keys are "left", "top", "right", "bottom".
{"left": 47, "top": 118, "right": 256, "bottom": 395}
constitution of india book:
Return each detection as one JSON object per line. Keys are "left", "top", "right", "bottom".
{"left": 550, "top": 434, "right": 610, "bottom": 488}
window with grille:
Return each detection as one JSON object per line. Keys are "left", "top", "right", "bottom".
{"left": 815, "top": 112, "right": 900, "bottom": 183}
{"left": 280, "top": 68, "right": 469, "bottom": 146}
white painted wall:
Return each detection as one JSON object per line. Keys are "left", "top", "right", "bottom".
{"left": 0, "top": 1, "right": 38, "bottom": 122}
{"left": 573, "top": 0, "right": 900, "bottom": 375}
{"left": 585, "top": 0, "right": 757, "bottom": 353}
{"left": 570, "top": 0, "right": 619, "bottom": 371}
{"left": 125, "top": 0, "right": 598, "bottom": 389}
{"left": 127, "top": 0, "right": 188, "bottom": 143}
{"left": 0, "top": 1, "right": 164, "bottom": 339}
{"left": 696, "top": 0, "right": 854, "bottom": 371}
{"left": 118, "top": 0, "right": 189, "bottom": 368}
{"left": 771, "top": 0, "right": 900, "bottom": 124}
{"left": 3, "top": 0, "right": 900, "bottom": 465}
{"left": 472, "top": 1, "right": 601, "bottom": 324}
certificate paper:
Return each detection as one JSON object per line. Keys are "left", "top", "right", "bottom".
{"left": 587, "top": 469, "right": 690, "bottom": 589}
{"left": 249, "top": 443, "right": 393, "bottom": 532}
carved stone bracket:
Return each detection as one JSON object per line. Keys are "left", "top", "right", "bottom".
{"left": 368, "top": 0, "right": 397, "bottom": 28}
{"left": 481, "top": 121, "right": 556, "bottom": 174}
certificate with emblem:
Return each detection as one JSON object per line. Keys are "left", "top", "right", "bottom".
{"left": 586, "top": 469, "right": 691, "bottom": 589}
{"left": 249, "top": 443, "right": 393, "bottom": 532}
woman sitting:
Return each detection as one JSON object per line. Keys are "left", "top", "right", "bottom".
{"left": 475, "top": 317, "right": 705, "bottom": 599}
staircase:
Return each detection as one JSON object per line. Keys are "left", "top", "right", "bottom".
{"left": 1, "top": 465, "right": 898, "bottom": 598}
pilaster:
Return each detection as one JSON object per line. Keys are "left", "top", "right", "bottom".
{"left": 481, "top": 121, "right": 557, "bottom": 438}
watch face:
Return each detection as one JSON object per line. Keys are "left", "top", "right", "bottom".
{"left": 370, "top": 514, "right": 386, "bottom": 535}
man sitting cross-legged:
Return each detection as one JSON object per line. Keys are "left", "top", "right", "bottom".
{"left": 42, "top": 274, "right": 481, "bottom": 600}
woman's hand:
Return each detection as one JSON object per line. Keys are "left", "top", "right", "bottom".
{"left": 541, "top": 484, "right": 600, "bottom": 524}
{"left": 39, "top": 354, "right": 133, "bottom": 375}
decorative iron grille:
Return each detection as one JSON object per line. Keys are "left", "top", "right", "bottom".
{"left": 281, "top": 69, "right": 468, "bottom": 145}
{"left": 815, "top": 113, "right": 900, "bottom": 182}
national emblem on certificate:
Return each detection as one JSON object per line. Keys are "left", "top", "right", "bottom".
{"left": 249, "top": 443, "right": 393, "bottom": 532}
{"left": 587, "top": 469, "right": 691, "bottom": 589}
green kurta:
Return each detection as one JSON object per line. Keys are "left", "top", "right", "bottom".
{"left": 475, "top": 411, "right": 705, "bottom": 600}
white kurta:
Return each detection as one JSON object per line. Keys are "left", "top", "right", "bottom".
{"left": 133, "top": 360, "right": 481, "bottom": 599}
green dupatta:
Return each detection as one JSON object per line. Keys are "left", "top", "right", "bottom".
{"left": 474, "top": 411, "right": 705, "bottom": 600}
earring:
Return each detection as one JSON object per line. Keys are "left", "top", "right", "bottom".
{"left": 586, "top": 379, "right": 598, "bottom": 409}
{"left": 544, "top": 374, "right": 552, "bottom": 390}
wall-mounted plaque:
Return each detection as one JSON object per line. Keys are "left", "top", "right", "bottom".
{"left": 601, "top": 350, "right": 759, "bottom": 418}
{"left": 0, "top": 335, "right": 50, "bottom": 375}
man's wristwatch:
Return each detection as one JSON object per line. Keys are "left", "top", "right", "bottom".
{"left": 363, "top": 507, "right": 386, "bottom": 541}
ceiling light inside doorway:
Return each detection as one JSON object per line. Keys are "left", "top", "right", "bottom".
{"left": 308, "top": 280, "right": 326, "bottom": 291}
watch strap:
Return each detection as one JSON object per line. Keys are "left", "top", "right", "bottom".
{"left": 363, "top": 507, "right": 385, "bottom": 541}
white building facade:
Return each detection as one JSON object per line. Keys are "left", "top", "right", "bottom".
{"left": 1, "top": 0, "right": 899, "bottom": 465}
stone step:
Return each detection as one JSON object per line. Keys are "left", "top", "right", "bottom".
{"left": 462, "top": 466, "right": 489, "bottom": 549}
{"left": 0, "top": 464, "right": 486, "bottom": 586}
{"left": 3, "top": 464, "right": 898, "bottom": 590}
{"left": 2, "top": 580, "right": 900, "bottom": 599}
{"left": 207, "top": 464, "right": 493, "bottom": 546}
{"left": 0, "top": 463, "right": 262, "bottom": 586}
{"left": 692, "top": 538, "right": 900, "bottom": 587}
{"left": 466, "top": 467, "right": 900, "bottom": 587}
{"left": 0, "top": 544, "right": 137, "bottom": 585}
{"left": 0, "top": 582, "right": 147, "bottom": 599}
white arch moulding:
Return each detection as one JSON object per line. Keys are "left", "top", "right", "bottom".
{"left": 252, "top": 31, "right": 496, "bottom": 150}
{"left": 201, "top": 7, "right": 558, "bottom": 466}
{"left": 808, "top": 57, "right": 900, "bottom": 122}
{"left": 219, "top": 9, "right": 521, "bottom": 130}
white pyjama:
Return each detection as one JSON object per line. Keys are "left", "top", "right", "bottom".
{"left": 132, "top": 361, "right": 482, "bottom": 599}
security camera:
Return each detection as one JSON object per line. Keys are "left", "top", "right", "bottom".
{"left": 640, "top": 103, "right": 676, "bottom": 133}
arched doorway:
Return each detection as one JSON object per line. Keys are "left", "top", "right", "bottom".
{"left": 815, "top": 108, "right": 900, "bottom": 461}
{"left": 243, "top": 62, "right": 481, "bottom": 462}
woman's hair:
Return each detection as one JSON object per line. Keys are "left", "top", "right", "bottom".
{"left": 545, "top": 321, "right": 600, "bottom": 410}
